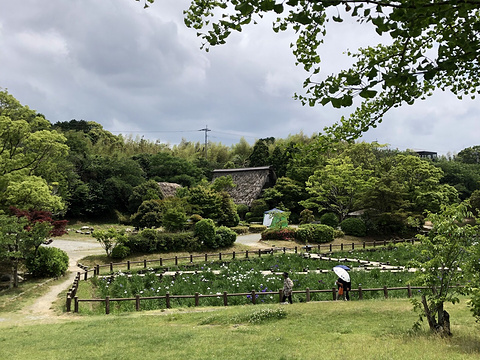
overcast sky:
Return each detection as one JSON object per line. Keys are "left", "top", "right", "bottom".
{"left": 0, "top": 0, "right": 478, "bottom": 156}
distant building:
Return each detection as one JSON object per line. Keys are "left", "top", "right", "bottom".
{"left": 212, "top": 166, "right": 277, "bottom": 206}
{"left": 415, "top": 150, "right": 437, "bottom": 160}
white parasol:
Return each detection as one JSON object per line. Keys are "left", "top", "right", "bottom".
{"left": 333, "top": 266, "right": 350, "bottom": 282}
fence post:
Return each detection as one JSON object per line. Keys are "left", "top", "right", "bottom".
{"left": 251, "top": 290, "right": 256, "bottom": 305}
{"left": 144, "top": 259, "right": 147, "bottom": 268}
{"left": 219, "top": 253, "right": 222, "bottom": 261}
{"left": 295, "top": 247, "right": 297, "bottom": 254}
{"left": 93, "top": 267, "right": 97, "bottom": 277}
{"left": 74, "top": 296, "right": 79, "bottom": 313}
{"left": 175, "top": 256, "right": 178, "bottom": 266}
{"left": 363, "top": 242, "right": 366, "bottom": 249}
{"left": 283, "top": 247, "right": 286, "bottom": 254}
{"left": 329, "top": 244, "right": 332, "bottom": 252}
{"left": 223, "top": 291, "right": 228, "bottom": 306}
{"left": 105, "top": 296, "right": 110, "bottom": 315}
{"left": 110, "top": 262, "right": 113, "bottom": 272}
{"left": 166, "top": 292, "right": 171, "bottom": 309}
{"left": 373, "top": 241, "right": 376, "bottom": 248}
{"left": 279, "top": 289, "right": 284, "bottom": 303}
{"left": 306, "top": 288, "right": 310, "bottom": 302}
{"left": 358, "top": 286, "right": 363, "bottom": 300}
{"left": 195, "top": 292, "right": 199, "bottom": 307}
{"left": 84, "top": 271, "right": 88, "bottom": 280}
{"left": 190, "top": 254, "right": 193, "bottom": 263}
{"left": 341, "top": 243, "right": 343, "bottom": 251}
{"left": 205, "top": 254, "right": 208, "bottom": 262}
{"left": 258, "top": 249, "right": 261, "bottom": 257}
{"left": 136, "top": 295, "right": 140, "bottom": 311}
{"left": 383, "top": 286, "right": 388, "bottom": 299}
{"left": 66, "top": 292, "right": 72, "bottom": 312}
{"left": 127, "top": 261, "right": 130, "bottom": 270}
{"left": 96, "top": 265, "right": 100, "bottom": 275}
{"left": 246, "top": 250, "right": 249, "bottom": 259}
{"left": 332, "top": 288, "right": 337, "bottom": 301}
{"left": 160, "top": 258, "right": 163, "bottom": 266}
{"left": 407, "top": 284, "right": 412, "bottom": 298}
{"left": 352, "top": 243, "right": 354, "bottom": 250}
{"left": 233, "top": 251, "right": 235, "bottom": 260}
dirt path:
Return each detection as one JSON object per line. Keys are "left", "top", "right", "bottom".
{"left": 0, "top": 234, "right": 268, "bottom": 326}
{"left": 0, "top": 238, "right": 104, "bottom": 326}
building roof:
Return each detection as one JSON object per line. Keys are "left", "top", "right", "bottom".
{"left": 212, "top": 166, "right": 277, "bottom": 206}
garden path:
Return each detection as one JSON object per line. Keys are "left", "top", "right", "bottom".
{"left": 0, "top": 233, "right": 265, "bottom": 326}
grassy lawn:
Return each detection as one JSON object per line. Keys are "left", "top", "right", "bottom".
{"left": 0, "top": 298, "right": 479, "bottom": 359}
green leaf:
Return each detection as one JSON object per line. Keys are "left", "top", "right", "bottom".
{"left": 235, "top": 3, "right": 254, "bottom": 16}
{"left": 359, "top": 89, "right": 377, "bottom": 98}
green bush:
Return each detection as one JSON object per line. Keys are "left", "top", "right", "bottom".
{"left": 162, "top": 208, "right": 187, "bottom": 232}
{"left": 249, "top": 224, "right": 267, "bottom": 233}
{"left": 261, "top": 227, "right": 296, "bottom": 240}
{"left": 333, "top": 229, "right": 345, "bottom": 238}
{"left": 340, "top": 217, "right": 367, "bottom": 237}
{"left": 231, "top": 226, "right": 249, "bottom": 234}
{"left": 320, "top": 212, "right": 339, "bottom": 228}
{"left": 194, "top": 218, "right": 217, "bottom": 248}
{"left": 26, "top": 246, "right": 69, "bottom": 278}
{"left": 236, "top": 204, "right": 249, "bottom": 220}
{"left": 296, "top": 224, "right": 334, "bottom": 243}
{"left": 214, "top": 226, "right": 237, "bottom": 248}
{"left": 125, "top": 230, "right": 199, "bottom": 253}
{"left": 111, "top": 244, "right": 131, "bottom": 259}
{"left": 299, "top": 209, "right": 315, "bottom": 224}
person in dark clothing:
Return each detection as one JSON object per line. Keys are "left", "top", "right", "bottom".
{"left": 336, "top": 277, "right": 351, "bottom": 301}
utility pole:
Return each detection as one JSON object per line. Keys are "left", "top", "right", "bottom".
{"left": 199, "top": 125, "right": 211, "bottom": 159}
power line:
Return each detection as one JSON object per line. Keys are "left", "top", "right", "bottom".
{"left": 198, "top": 125, "right": 211, "bottom": 159}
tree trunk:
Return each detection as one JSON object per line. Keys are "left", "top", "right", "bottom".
{"left": 421, "top": 295, "right": 452, "bottom": 336}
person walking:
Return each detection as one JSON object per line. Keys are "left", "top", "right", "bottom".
{"left": 336, "top": 277, "right": 351, "bottom": 301}
{"left": 282, "top": 272, "right": 294, "bottom": 304}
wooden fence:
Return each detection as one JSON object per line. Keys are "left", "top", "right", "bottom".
{"left": 78, "top": 238, "right": 416, "bottom": 279}
{"left": 70, "top": 284, "right": 428, "bottom": 314}
{"left": 67, "top": 238, "right": 418, "bottom": 313}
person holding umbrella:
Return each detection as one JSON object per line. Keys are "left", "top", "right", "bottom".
{"left": 333, "top": 265, "right": 351, "bottom": 301}
{"left": 282, "top": 272, "right": 294, "bottom": 304}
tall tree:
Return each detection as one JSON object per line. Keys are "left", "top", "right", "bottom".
{"left": 302, "top": 156, "right": 374, "bottom": 220}
{"left": 0, "top": 90, "right": 68, "bottom": 212}
{"left": 140, "top": 0, "right": 480, "bottom": 140}
{"left": 412, "top": 203, "right": 478, "bottom": 336}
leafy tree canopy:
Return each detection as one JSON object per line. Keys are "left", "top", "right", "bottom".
{"left": 139, "top": 0, "right": 480, "bottom": 140}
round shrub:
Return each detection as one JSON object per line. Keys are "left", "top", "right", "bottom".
{"left": 111, "top": 244, "right": 131, "bottom": 259}
{"left": 215, "top": 226, "right": 237, "bottom": 248}
{"left": 296, "top": 224, "right": 334, "bottom": 243}
{"left": 26, "top": 246, "right": 69, "bottom": 278}
{"left": 162, "top": 208, "right": 187, "bottom": 232}
{"left": 194, "top": 218, "right": 216, "bottom": 248}
{"left": 340, "top": 217, "right": 367, "bottom": 237}
{"left": 299, "top": 209, "right": 315, "bottom": 225}
{"left": 320, "top": 212, "right": 339, "bottom": 228}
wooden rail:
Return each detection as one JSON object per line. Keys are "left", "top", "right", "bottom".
{"left": 73, "top": 284, "right": 429, "bottom": 314}
{"left": 77, "top": 238, "right": 416, "bottom": 278}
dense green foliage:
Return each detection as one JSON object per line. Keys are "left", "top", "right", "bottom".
{"left": 296, "top": 223, "right": 334, "bottom": 243}
{"left": 25, "top": 246, "right": 69, "bottom": 278}
{"left": 340, "top": 217, "right": 367, "bottom": 237}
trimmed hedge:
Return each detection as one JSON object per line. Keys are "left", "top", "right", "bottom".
{"left": 125, "top": 230, "right": 199, "bottom": 253}
{"left": 231, "top": 226, "right": 249, "bottom": 235}
{"left": 295, "top": 224, "right": 334, "bottom": 244}
{"left": 249, "top": 224, "right": 267, "bottom": 233}
{"left": 320, "top": 212, "right": 339, "bottom": 228}
{"left": 261, "top": 227, "right": 296, "bottom": 240}
{"left": 340, "top": 217, "right": 367, "bottom": 237}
